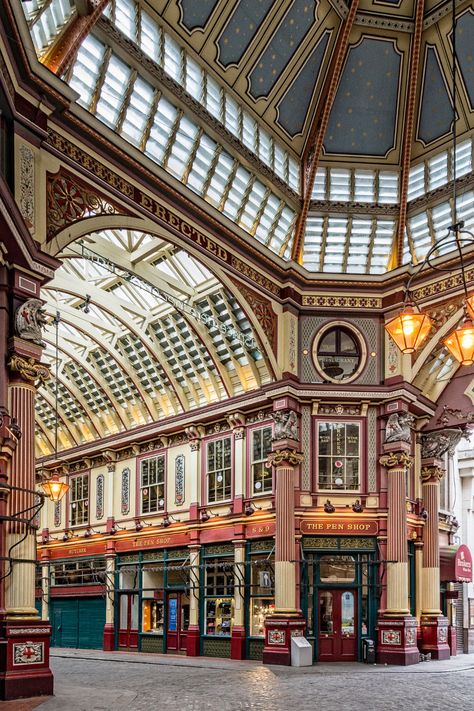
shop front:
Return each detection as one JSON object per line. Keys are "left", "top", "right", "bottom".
{"left": 301, "top": 534, "right": 379, "bottom": 662}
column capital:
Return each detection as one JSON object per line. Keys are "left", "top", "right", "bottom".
{"left": 267, "top": 448, "right": 303, "bottom": 468}
{"left": 379, "top": 452, "right": 414, "bottom": 470}
{"left": 8, "top": 354, "right": 49, "bottom": 386}
{"left": 420, "top": 465, "right": 444, "bottom": 483}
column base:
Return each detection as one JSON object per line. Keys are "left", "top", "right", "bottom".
{"left": 262, "top": 613, "right": 306, "bottom": 666}
{"left": 420, "top": 615, "right": 450, "bottom": 660}
{"left": 376, "top": 615, "right": 419, "bottom": 666}
{"left": 231, "top": 626, "right": 245, "bottom": 660}
{"left": 186, "top": 626, "right": 200, "bottom": 657}
{"left": 0, "top": 620, "right": 53, "bottom": 700}
{"left": 103, "top": 623, "right": 114, "bottom": 651}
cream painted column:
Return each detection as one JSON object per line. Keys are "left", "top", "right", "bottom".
{"left": 5, "top": 359, "right": 48, "bottom": 618}
{"left": 103, "top": 540, "right": 116, "bottom": 650}
{"left": 268, "top": 449, "right": 303, "bottom": 613}
{"left": 233, "top": 542, "right": 245, "bottom": 628}
{"left": 185, "top": 426, "right": 204, "bottom": 515}
{"left": 379, "top": 451, "right": 413, "bottom": 615}
{"left": 227, "top": 413, "right": 246, "bottom": 507}
{"left": 103, "top": 450, "right": 117, "bottom": 521}
{"left": 41, "top": 560, "right": 49, "bottom": 622}
{"left": 415, "top": 540, "right": 424, "bottom": 621}
{"left": 420, "top": 464, "right": 444, "bottom": 616}
{"left": 186, "top": 543, "right": 201, "bottom": 656}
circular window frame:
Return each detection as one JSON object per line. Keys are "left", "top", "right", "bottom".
{"left": 311, "top": 321, "right": 367, "bottom": 384}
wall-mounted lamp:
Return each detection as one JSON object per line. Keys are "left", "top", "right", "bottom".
{"left": 352, "top": 499, "right": 364, "bottom": 513}
{"left": 420, "top": 508, "right": 428, "bottom": 522}
{"left": 84, "top": 527, "right": 100, "bottom": 538}
{"left": 324, "top": 499, "right": 335, "bottom": 513}
{"left": 200, "top": 509, "right": 211, "bottom": 522}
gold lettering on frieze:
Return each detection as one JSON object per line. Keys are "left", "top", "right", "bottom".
{"left": 131, "top": 537, "right": 171, "bottom": 548}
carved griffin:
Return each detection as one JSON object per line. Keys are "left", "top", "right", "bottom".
{"left": 272, "top": 410, "right": 298, "bottom": 441}
{"left": 14, "top": 299, "right": 47, "bottom": 347}
{"left": 384, "top": 412, "right": 415, "bottom": 444}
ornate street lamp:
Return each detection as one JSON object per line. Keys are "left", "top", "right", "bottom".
{"left": 385, "top": 303, "right": 433, "bottom": 354}
{"left": 40, "top": 473, "right": 69, "bottom": 503}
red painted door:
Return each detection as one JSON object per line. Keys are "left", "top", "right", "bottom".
{"left": 166, "top": 592, "right": 190, "bottom": 653}
{"left": 118, "top": 593, "right": 139, "bottom": 649}
{"left": 318, "top": 589, "right": 357, "bottom": 661}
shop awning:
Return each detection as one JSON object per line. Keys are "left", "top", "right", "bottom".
{"left": 440, "top": 544, "right": 473, "bottom": 583}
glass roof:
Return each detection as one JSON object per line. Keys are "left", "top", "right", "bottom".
{"left": 35, "top": 230, "right": 270, "bottom": 457}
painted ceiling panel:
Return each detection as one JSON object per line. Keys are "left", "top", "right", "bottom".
{"left": 177, "top": 0, "right": 220, "bottom": 32}
{"left": 217, "top": 0, "right": 275, "bottom": 68}
{"left": 417, "top": 46, "right": 452, "bottom": 145}
{"left": 248, "top": 0, "right": 318, "bottom": 100}
{"left": 276, "top": 30, "right": 331, "bottom": 137}
{"left": 324, "top": 38, "right": 402, "bottom": 156}
{"left": 456, "top": 10, "right": 474, "bottom": 110}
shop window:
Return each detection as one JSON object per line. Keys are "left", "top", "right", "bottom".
{"left": 51, "top": 558, "right": 106, "bottom": 586}
{"left": 317, "top": 421, "right": 360, "bottom": 491}
{"left": 70, "top": 473, "right": 89, "bottom": 526}
{"left": 312, "top": 324, "right": 365, "bottom": 383}
{"left": 251, "top": 426, "right": 273, "bottom": 495}
{"left": 250, "top": 556, "right": 275, "bottom": 636}
{"left": 206, "top": 437, "right": 232, "bottom": 503}
{"left": 205, "top": 558, "right": 234, "bottom": 635}
{"left": 140, "top": 455, "right": 165, "bottom": 514}
{"left": 320, "top": 556, "right": 356, "bottom": 583}
{"left": 142, "top": 599, "right": 164, "bottom": 634}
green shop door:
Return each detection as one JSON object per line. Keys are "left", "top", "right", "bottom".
{"left": 50, "top": 597, "right": 106, "bottom": 649}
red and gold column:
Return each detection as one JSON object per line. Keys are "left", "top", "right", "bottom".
{"left": 0, "top": 347, "right": 53, "bottom": 699}
{"left": 263, "top": 444, "right": 304, "bottom": 665}
{"left": 419, "top": 461, "right": 450, "bottom": 659}
{"left": 186, "top": 541, "right": 201, "bottom": 657}
{"left": 377, "top": 447, "right": 419, "bottom": 665}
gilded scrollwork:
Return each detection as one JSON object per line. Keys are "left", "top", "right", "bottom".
{"left": 267, "top": 449, "right": 303, "bottom": 468}
{"left": 8, "top": 355, "right": 49, "bottom": 385}
{"left": 420, "top": 466, "right": 445, "bottom": 482}
{"left": 379, "top": 452, "right": 414, "bottom": 470}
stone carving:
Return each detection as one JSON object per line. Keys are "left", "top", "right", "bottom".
{"left": 379, "top": 452, "right": 414, "bottom": 469}
{"left": 8, "top": 355, "right": 49, "bottom": 385}
{"left": 14, "top": 299, "right": 47, "bottom": 347}
{"left": 19, "top": 143, "right": 35, "bottom": 229}
{"left": 384, "top": 412, "right": 415, "bottom": 443}
{"left": 421, "top": 466, "right": 445, "bottom": 482}
{"left": 421, "top": 428, "right": 469, "bottom": 459}
{"left": 175, "top": 455, "right": 185, "bottom": 505}
{"left": 272, "top": 410, "right": 298, "bottom": 441}
{"left": 121, "top": 468, "right": 130, "bottom": 515}
{"left": 267, "top": 449, "right": 303, "bottom": 468}
{"left": 96, "top": 474, "right": 104, "bottom": 520}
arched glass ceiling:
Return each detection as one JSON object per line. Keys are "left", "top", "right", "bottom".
{"left": 36, "top": 230, "right": 271, "bottom": 457}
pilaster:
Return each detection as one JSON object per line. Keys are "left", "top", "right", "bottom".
{"left": 186, "top": 543, "right": 201, "bottom": 657}
{"left": 231, "top": 540, "right": 246, "bottom": 659}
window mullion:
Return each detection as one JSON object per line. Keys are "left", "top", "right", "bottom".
{"left": 115, "top": 69, "right": 137, "bottom": 133}
{"left": 162, "top": 109, "right": 183, "bottom": 168}
{"left": 89, "top": 46, "right": 112, "bottom": 114}
{"left": 139, "top": 88, "right": 161, "bottom": 152}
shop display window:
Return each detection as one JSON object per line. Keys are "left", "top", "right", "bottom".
{"left": 249, "top": 556, "right": 275, "bottom": 636}
{"left": 317, "top": 421, "right": 360, "bottom": 491}
{"left": 70, "top": 473, "right": 89, "bottom": 526}
{"left": 205, "top": 598, "right": 233, "bottom": 636}
{"left": 251, "top": 426, "right": 273, "bottom": 495}
{"left": 140, "top": 455, "right": 165, "bottom": 514}
{"left": 320, "top": 556, "right": 356, "bottom": 583}
{"left": 206, "top": 437, "right": 232, "bottom": 503}
{"left": 51, "top": 558, "right": 106, "bottom": 586}
{"left": 142, "top": 599, "right": 164, "bottom": 633}
{"left": 251, "top": 599, "right": 274, "bottom": 636}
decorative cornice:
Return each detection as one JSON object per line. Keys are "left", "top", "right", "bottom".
{"left": 267, "top": 449, "right": 304, "bottom": 468}
{"left": 302, "top": 295, "right": 382, "bottom": 309}
{"left": 421, "top": 465, "right": 445, "bottom": 482}
{"left": 8, "top": 355, "right": 49, "bottom": 385}
{"left": 379, "top": 452, "right": 414, "bottom": 470}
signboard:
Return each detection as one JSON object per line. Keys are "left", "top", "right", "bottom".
{"left": 441, "top": 544, "right": 473, "bottom": 583}
{"left": 246, "top": 522, "right": 275, "bottom": 539}
{"left": 168, "top": 598, "right": 178, "bottom": 632}
{"left": 115, "top": 531, "right": 189, "bottom": 552}
{"left": 300, "top": 519, "right": 378, "bottom": 535}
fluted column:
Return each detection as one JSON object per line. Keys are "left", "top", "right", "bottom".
{"left": 269, "top": 449, "right": 303, "bottom": 612}
{"left": 186, "top": 543, "right": 200, "bottom": 656}
{"left": 103, "top": 540, "right": 116, "bottom": 650}
{"left": 420, "top": 464, "right": 444, "bottom": 616}
{"left": 5, "top": 366, "right": 47, "bottom": 618}
{"left": 231, "top": 541, "right": 246, "bottom": 659}
{"left": 379, "top": 451, "right": 413, "bottom": 615}
{"left": 40, "top": 551, "right": 50, "bottom": 622}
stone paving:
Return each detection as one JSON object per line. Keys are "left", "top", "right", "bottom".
{"left": 18, "top": 650, "right": 474, "bottom": 711}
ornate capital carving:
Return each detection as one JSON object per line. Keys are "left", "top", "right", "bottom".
{"left": 185, "top": 425, "right": 203, "bottom": 451}
{"left": 8, "top": 355, "right": 49, "bottom": 385}
{"left": 233, "top": 427, "right": 245, "bottom": 440}
{"left": 267, "top": 448, "right": 303, "bottom": 468}
{"left": 227, "top": 412, "right": 246, "bottom": 430}
{"left": 379, "top": 452, "right": 414, "bottom": 470}
{"left": 421, "top": 466, "right": 445, "bottom": 483}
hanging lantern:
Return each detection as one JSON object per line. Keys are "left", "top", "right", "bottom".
{"left": 443, "top": 317, "right": 474, "bottom": 365}
{"left": 384, "top": 303, "right": 433, "bottom": 354}
{"left": 40, "top": 474, "right": 69, "bottom": 503}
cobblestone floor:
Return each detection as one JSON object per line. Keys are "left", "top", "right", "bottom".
{"left": 20, "top": 650, "right": 474, "bottom": 711}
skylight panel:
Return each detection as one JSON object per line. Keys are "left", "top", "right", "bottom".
{"left": 370, "top": 220, "right": 394, "bottom": 273}
{"left": 166, "top": 115, "right": 199, "bottom": 180}
{"left": 187, "top": 134, "right": 218, "bottom": 195}
{"left": 164, "top": 34, "right": 182, "bottom": 83}
{"left": 271, "top": 206, "right": 295, "bottom": 252}
{"left": 311, "top": 168, "right": 326, "bottom": 201}
{"left": 347, "top": 219, "right": 371, "bottom": 272}
{"left": 456, "top": 191, "right": 474, "bottom": 232}
{"left": 428, "top": 151, "right": 448, "bottom": 191}
{"left": 324, "top": 218, "right": 347, "bottom": 271}
{"left": 206, "top": 75, "right": 222, "bottom": 121}
{"left": 274, "top": 144, "right": 287, "bottom": 183}
{"left": 455, "top": 139, "right": 472, "bottom": 178}
{"left": 409, "top": 211, "right": 431, "bottom": 261}
{"left": 408, "top": 163, "right": 425, "bottom": 201}
{"left": 258, "top": 130, "right": 273, "bottom": 167}
{"left": 379, "top": 171, "right": 398, "bottom": 204}
{"left": 354, "top": 171, "right": 375, "bottom": 203}
{"left": 145, "top": 96, "right": 179, "bottom": 164}
{"left": 224, "top": 94, "right": 240, "bottom": 137}
{"left": 223, "top": 167, "right": 252, "bottom": 220}
{"left": 302, "top": 216, "right": 323, "bottom": 271}
{"left": 96, "top": 56, "right": 132, "bottom": 129}
{"left": 242, "top": 113, "right": 257, "bottom": 154}
{"left": 121, "top": 77, "right": 155, "bottom": 147}
{"left": 254, "top": 194, "right": 280, "bottom": 244}
{"left": 25, "top": 0, "right": 75, "bottom": 55}
{"left": 185, "top": 55, "right": 203, "bottom": 102}
{"left": 330, "top": 169, "right": 350, "bottom": 201}
{"left": 205, "top": 151, "right": 234, "bottom": 207}
{"left": 68, "top": 35, "right": 106, "bottom": 108}
{"left": 239, "top": 181, "right": 267, "bottom": 232}
{"left": 141, "top": 11, "right": 161, "bottom": 63}
{"left": 115, "top": 0, "right": 137, "bottom": 42}
{"left": 432, "top": 202, "right": 453, "bottom": 250}
{"left": 288, "top": 158, "right": 300, "bottom": 193}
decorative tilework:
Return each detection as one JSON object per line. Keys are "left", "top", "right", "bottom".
{"left": 325, "top": 38, "right": 402, "bottom": 156}
{"left": 141, "top": 635, "right": 164, "bottom": 653}
{"left": 382, "top": 630, "right": 401, "bottom": 645}
{"left": 367, "top": 407, "right": 377, "bottom": 492}
{"left": 248, "top": 0, "right": 318, "bottom": 100}
{"left": 418, "top": 46, "right": 452, "bottom": 145}
{"left": 121, "top": 468, "right": 130, "bottom": 516}
{"left": 175, "top": 455, "right": 185, "bottom": 505}
{"left": 405, "top": 627, "right": 417, "bottom": 646}
{"left": 277, "top": 30, "right": 330, "bottom": 136}
{"left": 301, "top": 405, "right": 311, "bottom": 490}
{"left": 54, "top": 501, "right": 61, "bottom": 528}
{"left": 96, "top": 474, "right": 104, "bottom": 520}
{"left": 217, "top": 0, "right": 274, "bottom": 68}
{"left": 19, "top": 143, "right": 35, "bottom": 229}
{"left": 202, "top": 638, "right": 231, "bottom": 657}
{"left": 268, "top": 629, "right": 286, "bottom": 645}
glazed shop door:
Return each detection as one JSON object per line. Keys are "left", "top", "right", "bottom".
{"left": 166, "top": 592, "right": 190, "bottom": 653}
{"left": 318, "top": 590, "right": 357, "bottom": 661}
{"left": 118, "top": 593, "right": 139, "bottom": 649}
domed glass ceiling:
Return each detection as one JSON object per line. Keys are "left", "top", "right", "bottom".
{"left": 21, "top": 0, "right": 474, "bottom": 274}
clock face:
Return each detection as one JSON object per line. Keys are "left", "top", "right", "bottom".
{"left": 312, "top": 323, "right": 366, "bottom": 383}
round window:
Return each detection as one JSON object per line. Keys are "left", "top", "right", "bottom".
{"left": 312, "top": 323, "right": 366, "bottom": 383}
